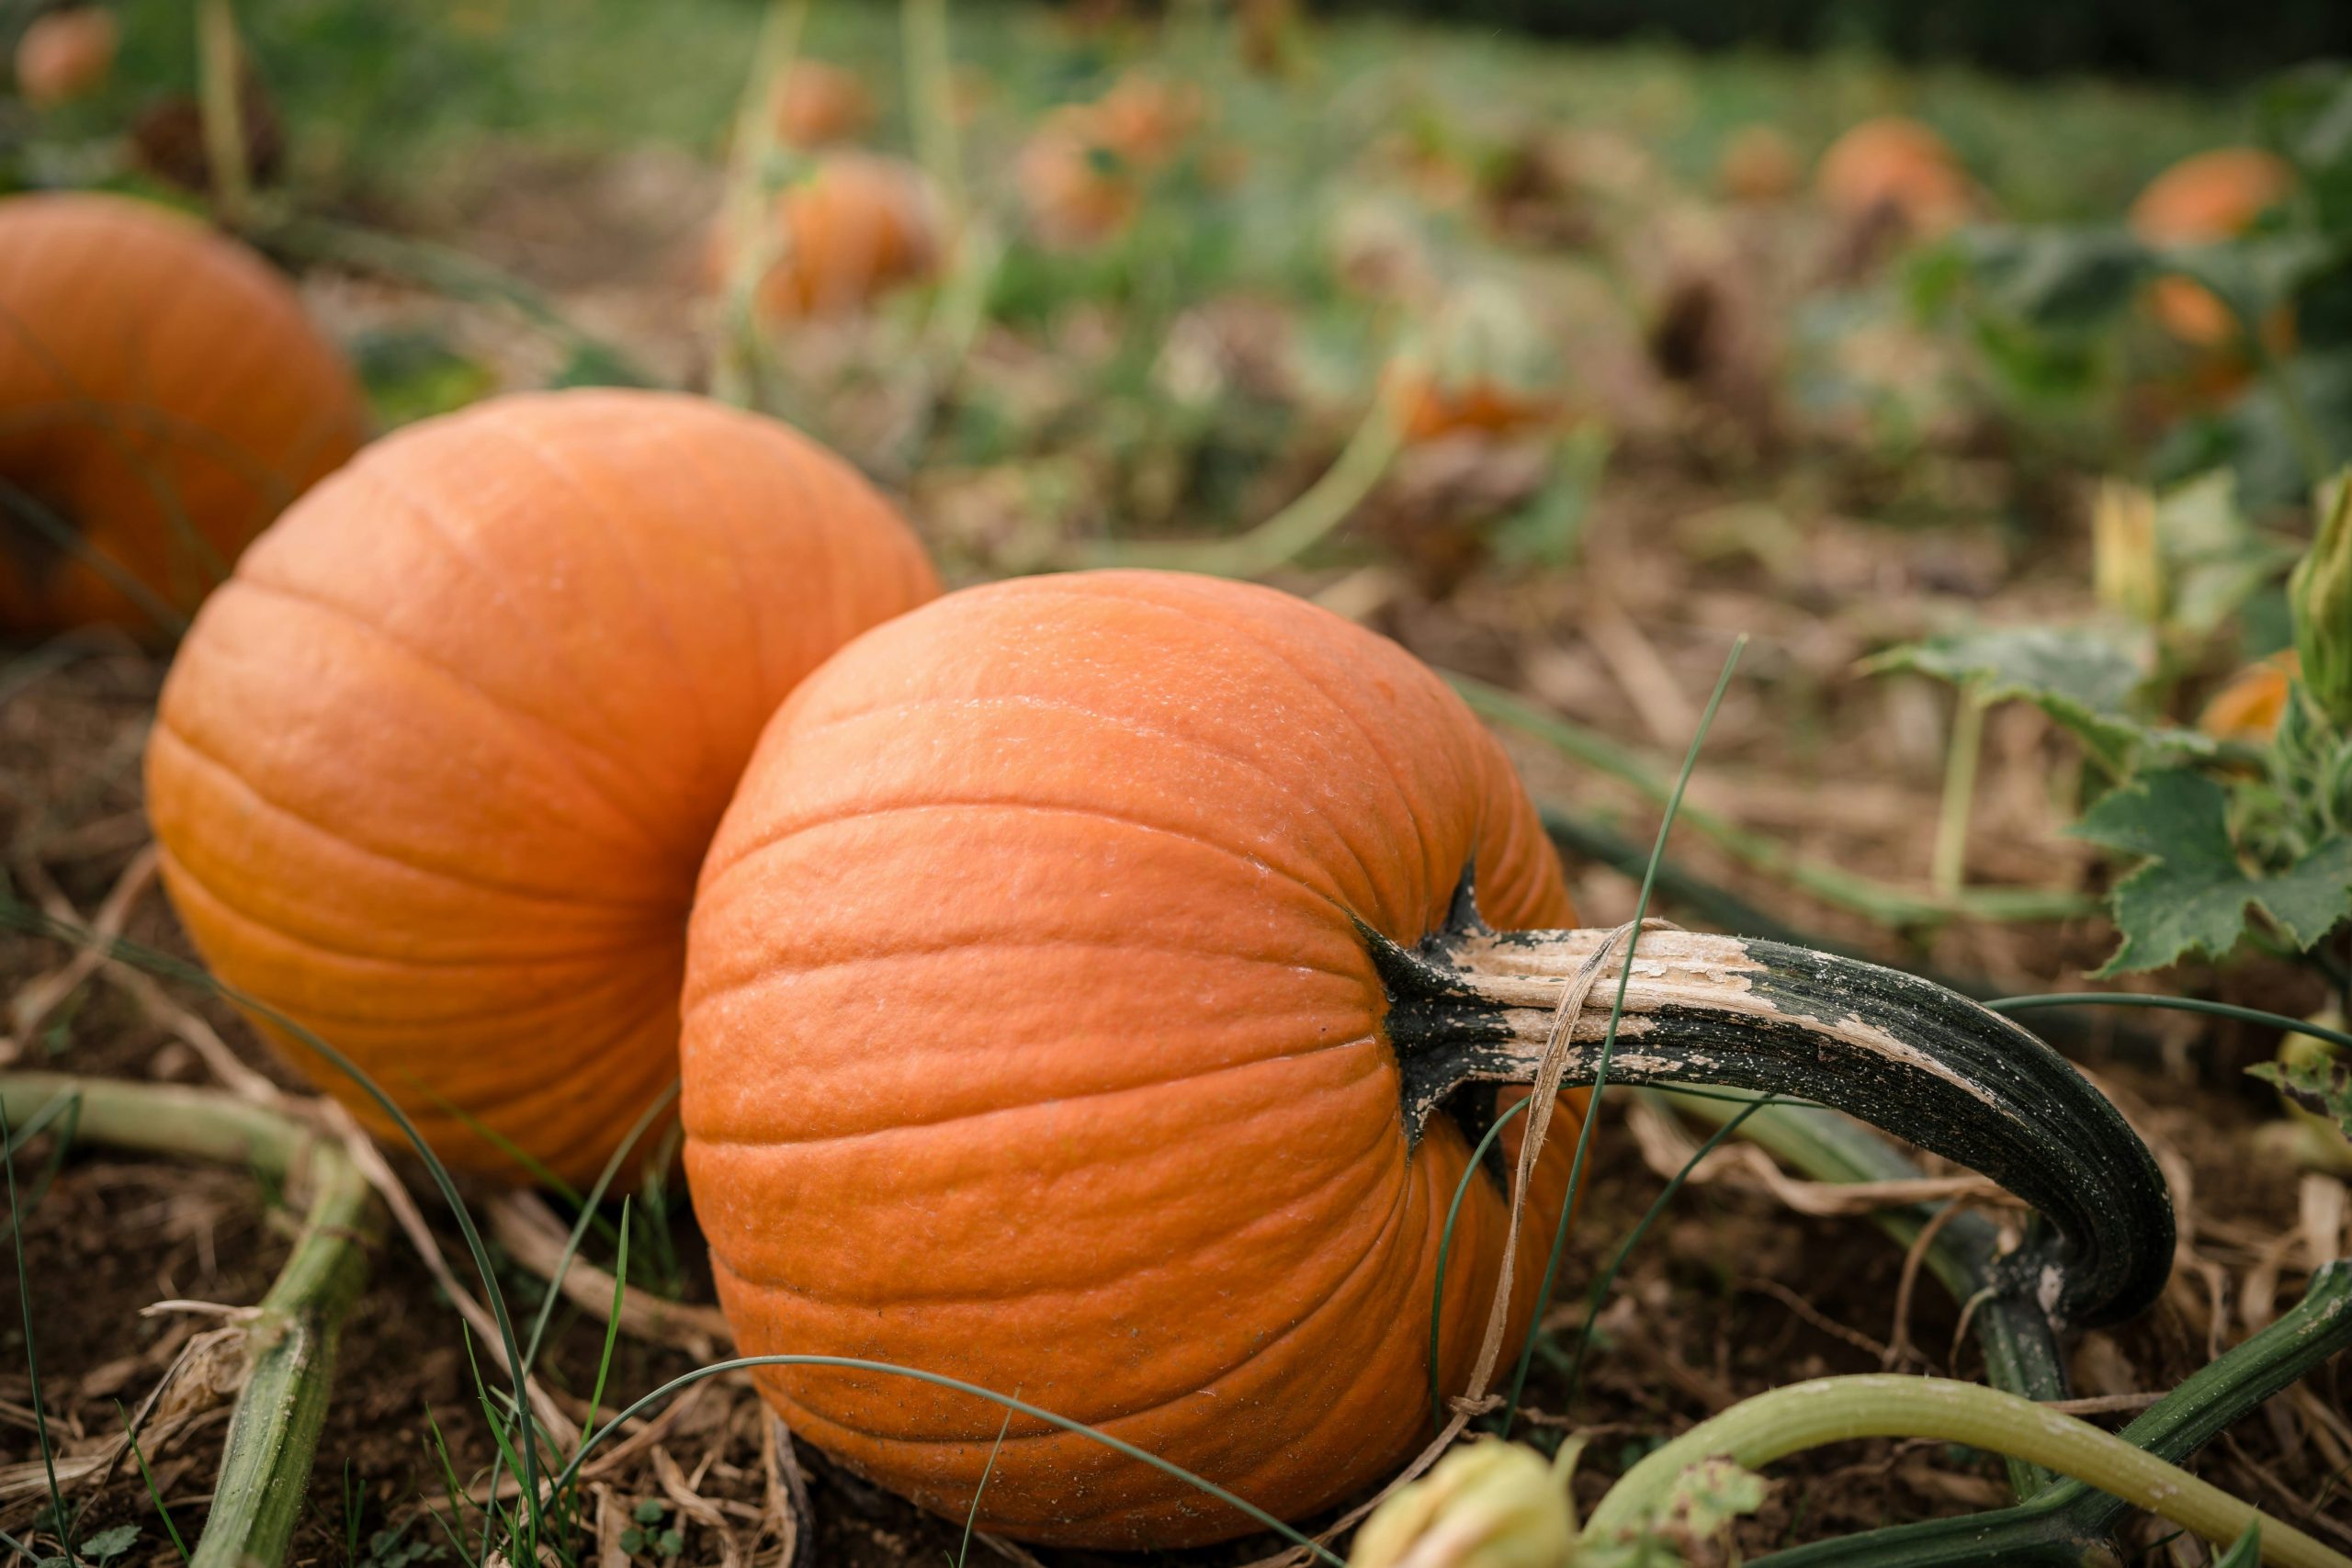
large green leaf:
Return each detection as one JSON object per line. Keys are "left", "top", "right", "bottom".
{"left": 2071, "top": 768, "right": 2352, "bottom": 973}
{"left": 1867, "top": 625, "right": 2208, "bottom": 770}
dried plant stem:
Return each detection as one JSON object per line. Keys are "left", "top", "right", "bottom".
{"left": 0, "top": 1074, "right": 379, "bottom": 1568}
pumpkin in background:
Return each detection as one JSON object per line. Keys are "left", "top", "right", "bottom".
{"left": 0, "top": 193, "right": 365, "bottom": 641}
{"left": 732, "top": 153, "right": 944, "bottom": 321}
{"left": 1717, "top": 123, "right": 1801, "bottom": 205}
{"left": 1015, "top": 75, "right": 1202, "bottom": 249}
{"left": 2129, "top": 148, "right": 2296, "bottom": 347}
{"left": 770, "top": 60, "right": 875, "bottom": 149}
{"left": 146, "top": 390, "right": 938, "bottom": 1185}
{"left": 1815, "top": 117, "right": 1975, "bottom": 238}
{"left": 2199, "top": 650, "right": 2299, "bottom": 744}
{"left": 15, "top": 6, "right": 117, "bottom": 107}
{"left": 683, "top": 570, "right": 1589, "bottom": 1546}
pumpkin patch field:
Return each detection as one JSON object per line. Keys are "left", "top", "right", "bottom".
{"left": 7, "top": 4, "right": 2352, "bottom": 1565}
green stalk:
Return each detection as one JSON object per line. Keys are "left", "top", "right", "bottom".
{"left": 713, "top": 0, "right": 813, "bottom": 408}
{"left": 0, "top": 1074, "right": 379, "bottom": 1568}
{"left": 1453, "top": 675, "right": 2095, "bottom": 928}
{"left": 1584, "top": 1374, "right": 2351, "bottom": 1568}
{"left": 1755, "top": 1263, "right": 2352, "bottom": 1567}
{"left": 1077, "top": 355, "right": 1415, "bottom": 577}
{"left": 196, "top": 0, "right": 252, "bottom": 226}
{"left": 901, "top": 0, "right": 963, "bottom": 220}
{"left": 1930, "top": 683, "right": 1985, "bottom": 897}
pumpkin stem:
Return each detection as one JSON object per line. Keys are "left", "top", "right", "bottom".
{"left": 1370, "top": 869, "right": 2174, "bottom": 1334}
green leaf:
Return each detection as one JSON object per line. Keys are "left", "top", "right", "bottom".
{"left": 1958, "top": 226, "right": 2150, "bottom": 333}
{"left": 2215, "top": 1522, "right": 2264, "bottom": 1568}
{"left": 79, "top": 1526, "right": 140, "bottom": 1562}
{"left": 2072, "top": 769, "right": 2352, "bottom": 972}
{"left": 2249, "top": 1052, "right": 2352, "bottom": 1140}
{"left": 2157, "top": 468, "right": 2302, "bottom": 637}
{"left": 1653, "top": 1456, "right": 1768, "bottom": 1538}
{"left": 631, "top": 1500, "right": 666, "bottom": 1525}
{"left": 1867, "top": 625, "right": 2201, "bottom": 768}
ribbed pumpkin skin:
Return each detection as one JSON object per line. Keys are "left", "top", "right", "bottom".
{"left": 684, "top": 570, "right": 1585, "bottom": 1547}
{"left": 0, "top": 193, "right": 367, "bottom": 639}
{"left": 146, "top": 390, "right": 938, "bottom": 1185}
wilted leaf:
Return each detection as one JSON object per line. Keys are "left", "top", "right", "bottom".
{"left": 2072, "top": 769, "right": 2352, "bottom": 972}
{"left": 2249, "top": 1052, "right": 2352, "bottom": 1140}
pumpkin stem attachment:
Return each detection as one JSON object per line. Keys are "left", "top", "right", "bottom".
{"left": 1370, "top": 868, "right": 2174, "bottom": 1334}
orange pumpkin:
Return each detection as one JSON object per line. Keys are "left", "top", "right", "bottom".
{"left": 15, "top": 6, "right": 116, "bottom": 107}
{"left": 1815, "top": 117, "right": 1975, "bottom": 238}
{"left": 1016, "top": 105, "right": 1146, "bottom": 249}
{"left": 2199, "top": 649, "right": 2299, "bottom": 744}
{"left": 683, "top": 570, "right": 1590, "bottom": 1545}
{"left": 1717, "top": 123, "right": 1801, "bottom": 205}
{"left": 1087, "top": 73, "right": 1203, "bottom": 168}
{"left": 1385, "top": 362, "right": 1562, "bottom": 443}
{"left": 770, "top": 60, "right": 875, "bottom": 149}
{"left": 2129, "top": 148, "right": 2296, "bottom": 347}
{"left": 0, "top": 192, "right": 366, "bottom": 641}
{"left": 682, "top": 570, "right": 2181, "bottom": 1546}
{"left": 146, "top": 390, "right": 939, "bottom": 1185}
{"left": 732, "top": 153, "right": 944, "bottom": 321}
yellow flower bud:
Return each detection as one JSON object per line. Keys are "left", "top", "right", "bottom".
{"left": 1350, "top": 1442, "right": 1575, "bottom": 1568}
{"left": 2091, "top": 479, "right": 2164, "bottom": 627}
{"left": 2291, "top": 470, "right": 2352, "bottom": 728}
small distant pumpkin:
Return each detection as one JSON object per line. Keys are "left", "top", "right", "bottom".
{"left": 1016, "top": 74, "right": 1203, "bottom": 249}
{"left": 145, "top": 390, "right": 939, "bottom": 1186}
{"left": 1815, "top": 117, "right": 1976, "bottom": 238}
{"left": 15, "top": 6, "right": 116, "bottom": 107}
{"left": 1384, "top": 363, "right": 1560, "bottom": 444}
{"left": 770, "top": 60, "right": 874, "bottom": 149}
{"left": 729, "top": 153, "right": 944, "bottom": 321}
{"left": 0, "top": 192, "right": 365, "bottom": 640}
{"left": 1717, "top": 123, "right": 1801, "bottom": 206}
{"left": 2129, "top": 148, "right": 2296, "bottom": 348}
{"left": 2199, "top": 650, "right": 2300, "bottom": 744}
{"left": 1017, "top": 107, "right": 1144, "bottom": 249}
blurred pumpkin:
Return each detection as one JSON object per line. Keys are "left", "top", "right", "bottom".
{"left": 1018, "top": 107, "right": 1144, "bottom": 248}
{"left": 144, "top": 390, "right": 939, "bottom": 1185}
{"left": 728, "top": 153, "right": 944, "bottom": 321}
{"left": 2129, "top": 148, "right": 2296, "bottom": 348}
{"left": 2199, "top": 650, "right": 2300, "bottom": 744}
{"left": 770, "top": 60, "right": 874, "bottom": 149}
{"left": 0, "top": 192, "right": 365, "bottom": 640}
{"left": 14, "top": 6, "right": 116, "bottom": 107}
{"left": 1717, "top": 123, "right": 1801, "bottom": 205}
{"left": 1815, "top": 117, "right": 1975, "bottom": 238}
{"left": 1385, "top": 363, "right": 1561, "bottom": 444}
{"left": 1016, "top": 74, "right": 1203, "bottom": 249}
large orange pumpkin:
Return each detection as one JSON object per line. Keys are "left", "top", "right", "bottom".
{"left": 146, "top": 390, "right": 939, "bottom": 1185}
{"left": 2129, "top": 148, "right": 2296, "bottom": 347}
{"left": 732, "top": 153, "right": 944, "bottom": 322}
{"left": 681, "top": 570, "right": 2171, "bottom": 1547}
{"left": 1814, "top": 117, "right": 1975, "bottom": 238}
{"left": 0, "top": 193, "right": 366, "bottom": 640}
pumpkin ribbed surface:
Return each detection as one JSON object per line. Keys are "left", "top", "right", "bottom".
{"left": 145, "top": 389, "right": 938, "bottom": 1185}
{"left": 0, "top": 192, "right": 367, "bottom": 639}
{"left": 683, "top": 570, "right": 1585, "bottom": 1547}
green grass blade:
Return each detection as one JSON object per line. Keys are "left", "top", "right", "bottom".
{"left": 119, "top": 1403, "right": 191, "bottom": 1564}
{"left": 1, "top": 1095, "right": 74, "bottom": 1564}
